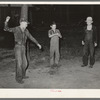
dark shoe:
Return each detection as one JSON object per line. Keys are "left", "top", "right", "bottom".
{"left": 50, "top": 65, "right": 55, "bottom": 69}
{"left": 89, "top": 65, "right": 93, "bottom": 68}
{"left": 23, "top": 76, "right": 29, "bottom": 79}
{"left": 57, "top": 64, "right": 61, "bottom": 68}
{"left": 54, "top": 64, "right": 58, "bottom": 68}
{"left": 81, "top": 64, "right": 87, "bottom": 67}
{"left": 50, "top": 64, "right": 58, "bottom": 70}
{"left": 55, "top": 64, "right": 61, "bottom": 68}
{"left": 16, "top": 80, "right": 24, "bottom": 84}
{"left": 49, "top": 70, "right": 55, "bottom": 75}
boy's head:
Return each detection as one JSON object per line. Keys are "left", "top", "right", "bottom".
{"left": 19, "top": 18, "right": 29, "bottom": 29}
{"left": 85, "top": 17, "right": 93, "bottom": 25}
{"left": 50, "top": 22, "right": 56, "bottom": 30}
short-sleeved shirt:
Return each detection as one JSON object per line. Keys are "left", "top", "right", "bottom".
{"left": 48, "top": 29, "right": 61, "bottom": 45}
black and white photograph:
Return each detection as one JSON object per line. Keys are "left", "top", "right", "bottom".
{"left": 1, "top": 1, "right": 100, "bottom": 97}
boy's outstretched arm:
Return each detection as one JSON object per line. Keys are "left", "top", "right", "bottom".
{"left": 26, "top": 30, "right": 42, "bottom": 49}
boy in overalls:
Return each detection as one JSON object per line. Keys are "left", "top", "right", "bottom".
{"left": 81, "top": 17, "right": 97, "bottom": 68}
{"left": 48, "top": 22, "right": 62, "bottom": 68}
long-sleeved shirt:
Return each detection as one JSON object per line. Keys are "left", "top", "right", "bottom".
{"left": 4, "top": 22, "right": 39, "bottom": 46}
{"left": 82, "top": 25, "right": 97, "bottom": 43}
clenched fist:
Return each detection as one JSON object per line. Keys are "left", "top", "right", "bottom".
{"left": 94, "top": 43, "right": 97, "bottom": 47}
{"left": 5, "top": 16, "right": 10, "bottom": 22}
{"left": 37, "top": 44, "right": 42, "bottom": 49}
{"left": 82, "top": 41, "right": 85, "bottom": 45}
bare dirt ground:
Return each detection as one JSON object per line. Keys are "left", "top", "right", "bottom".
{"left": 0, "top": 46, "right": 100, "bottom": 89}
{"left": 0, "top": 26, "right": 100, "bottom": 89}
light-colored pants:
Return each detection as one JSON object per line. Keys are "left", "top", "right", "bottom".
{"left": 14, "top": 44, "right": 28, "bottom": 82}
{"left": 50, "top": 42, "right": 60, "bottom": 66}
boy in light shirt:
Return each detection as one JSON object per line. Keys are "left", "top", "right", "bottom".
{"left": 48, "top": 22, "right": 62, "bottom": 68}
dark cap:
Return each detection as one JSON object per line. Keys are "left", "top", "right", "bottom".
{"left": 19, "top": 18, "right": 30, "bottom": 24}
{"left": 51, "top": 22, "right": 56, "bottom": 26}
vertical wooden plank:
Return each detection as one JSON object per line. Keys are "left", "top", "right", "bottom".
{"left": 90, "top": 5, "right": 94, "bottom": 18}
{"left": 66, "top": 5, "right": 70, "bottom": 24}
{"left": 20, "top": 4, "right": 28, "bottom": 19}
{"left": 21, "top": 4, "right": 30, "bottom": 62}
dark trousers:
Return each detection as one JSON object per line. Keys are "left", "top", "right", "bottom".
{"left": 82, "top": 41, "right": 95, "bottom": 66}
{"left": 14, "top": 44, "right": 28, "bottom": 82}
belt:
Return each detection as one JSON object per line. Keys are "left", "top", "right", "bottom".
{"left": 15, "top": 41, "right": 25, "bottom": 46}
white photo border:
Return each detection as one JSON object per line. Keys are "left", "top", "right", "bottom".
{"left": 0, "top": 1, "right": 100, "bottom": 98}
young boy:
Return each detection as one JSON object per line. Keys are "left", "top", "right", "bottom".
{"left": 4, "top": 16, "right": 42, "bottom": 84}
{"left": 48, "top": 22, "right": 62, "bottom": 68}
{"left": 81, "top": 17, "right": 97, "bottom": 68}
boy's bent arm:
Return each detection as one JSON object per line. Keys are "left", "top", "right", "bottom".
{"left": 48, "top": 30, "right": 53, "bottom": 38}
{"left": 57, "top": 30, "right": 62, "bottom": 38}
{"left": 49, "top": 33, "right": 58, "bottom": 38}
{"left": 48, "top": 30, "right": 60, "bottom": 38}
{"left": 4, "top": 21, "right": 15, "bottom": 33}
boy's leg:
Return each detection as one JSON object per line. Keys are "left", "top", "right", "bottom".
{"left": 14, "top": 45, "right": 23, "bottom": 83}
{"left": 50, "top": 45, "right": 55, "bottom": 66}
{"left": 89, "top": 43, "right": 95, "bottom": 67}
{"left": 22, "top": 46, "right": 28, "bottom": 78}
{"left": 82, "top": 43, "right": 89, "bottom": 66}
{"left": 55, "top": 45, "right": 60, "bottom": 65}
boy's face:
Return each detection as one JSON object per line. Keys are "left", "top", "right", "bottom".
{"left": 20, "top": 22, "right": 28, "bottom": 29}
{"left": 86, "top": 20, "right": 93, "bottom": 25}
{"left": 51, "top": 24, "right": 56, "bottom": 30}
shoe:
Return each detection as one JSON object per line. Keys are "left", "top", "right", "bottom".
{"left": 50, "top": 65, "right": 55, "bottom": 69}
{"left": 23, "top": 76, "right": 29, "bottom": 79}
{"left": 16, "top": 80, "right": 24, "bottom": 84}
{"left": 57, "top": 64, "right": 61, "bottom": 68}
{"left": 81, "top": 64, "right": 87, "bottom": 67}
{"left": 89, "top": 65, "right": 93, "bottom": 68}
{"left": 49, "top": 70, "right": 55, "bottom": 75}
{"left": 54, "top": 64, "right": 58, "bottom": 67}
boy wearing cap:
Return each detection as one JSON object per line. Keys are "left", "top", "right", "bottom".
{"left": 81, "top": 17, "right": 97, "bottom": 68}
{"left": 48, "top": 22, "right": 62, "bottom": 68}
{"left": 4, "top": 16, "right": 42, "bottom": 84}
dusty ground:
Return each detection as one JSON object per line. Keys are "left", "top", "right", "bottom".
{"left": 0, "top": 46, "right": 100, "bottom": 89}
{"left": 0, "top": 26, "right": 100, "bottom": 89}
